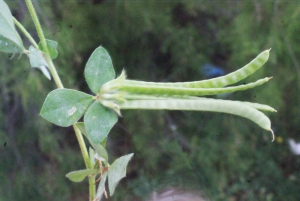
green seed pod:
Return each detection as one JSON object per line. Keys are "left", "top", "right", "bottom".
{"left": 124, "top": 49, "right": 270, "bottom": 88}
{"left": 121, "top": 77, "right": 271, "bottom": 96}
{"left": 120, "top": 99, "right": 275, "bottom": 141}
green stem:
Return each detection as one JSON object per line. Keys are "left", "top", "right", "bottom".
{"left": 73, "top": 124, "right": 96, "bottom": 199}
{"left": 89, "top": 175, "right": 96, "bottom": 200}
{"left": 73, "top": 125, "right": 92, "bottom": 168}
{"left": 25, "top": 1, "right": 95, "bottom": 200}
{"left": 13, "top": 17, "right": 39, "bottom": 49}
{"left": 25, "top": 0, "right": 63, "bottom": 89}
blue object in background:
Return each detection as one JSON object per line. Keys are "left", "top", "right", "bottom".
{"left": 201, "top": 64, "right": 225, "bottom": 78}
{"left": 201, "top": 64, "right": 229, "bottom": 98}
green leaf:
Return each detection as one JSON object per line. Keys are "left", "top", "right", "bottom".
{"left": 84, "top": 102, "right": 118, "bottom": 144}
{"left": 108, "top": 153, "right": 134, "bottom": 196}
{"left": 89, "top": 147, "right": 96, "bottom": 167}
{"left": 38, "top": 66, "right": 51, "bottom": 80}
{"left": 0, "top": 34, "right": 23, "bottom": 53}
{"left": 84, "top": 46, "right": 115, "bottom": 94}
{"left": 40, "top": 89, "right": 94, "bottom": 127}
{"left": 29, "top": 46, "right": 48, "bottom": 67}
{"left": 66, "top": 169, "right": 98, "bottom": 182}
{"left": 29, "top": 46, "right": 51, "bottom": 80}
{"left": 76, "top": 122, "right": 109, "bottom": 164}
{"left": 94, "top": 145, "right": 109, "bottom": 164}
{"left": 38, "top": 39, "right": 58, "bottom": 59}
{"left": 76, "top": 122, "right": 87, "bottom": 136}
{"left": 95, "top": 172, "right": 108, "bottom": 200}
{"left": 0, "top": 0, "right": 24, "bottom": 53}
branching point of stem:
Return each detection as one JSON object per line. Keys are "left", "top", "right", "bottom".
{"left": 25, "top": 1, "right": 94, "bottom": 200}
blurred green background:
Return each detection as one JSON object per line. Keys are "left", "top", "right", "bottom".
{"left": 1, "top": 0, "right": 300, "bottom": 200}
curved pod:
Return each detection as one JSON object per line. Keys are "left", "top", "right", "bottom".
{"left": 124, "top": 49, "right": 270, "bottom": 88}
{"left": 120, "top": 99, "right": 274, "bottom": 140}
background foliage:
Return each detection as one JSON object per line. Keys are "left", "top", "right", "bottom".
{"left": 1, "top": 0, "right": 300, "bottom": 200}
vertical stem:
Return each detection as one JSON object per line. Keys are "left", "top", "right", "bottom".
{"left": 89, "top": 175, "right": 96, "bottom": 200}
{"left": 73, "top": 125, "right": 92, "bottom": 168}
{"left": 25, "top": 0, "right": 63, "bottom": 89}
{"left": 73, "top": 124, "right": 95, "bottom": 200}
{"left": 25, "top": 1, "right": 95, "bottom": 200}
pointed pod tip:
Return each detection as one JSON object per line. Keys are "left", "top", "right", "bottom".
{"left": 265, "top": 77, "right": 273, "bottom": 82}
{"left": 261, "top": 49, "right": 270, "bottom": 59}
